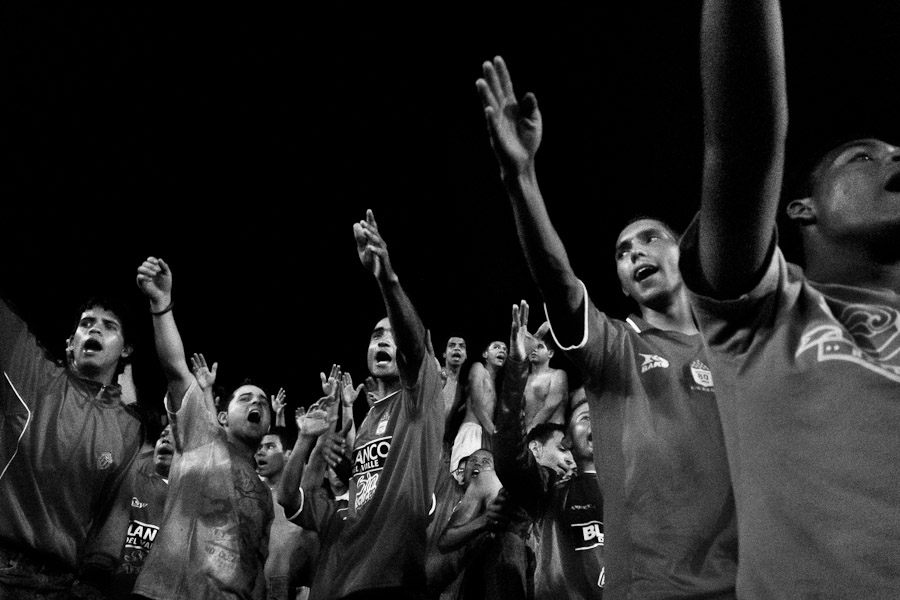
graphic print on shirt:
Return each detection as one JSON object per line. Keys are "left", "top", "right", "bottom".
{"left": 120, "top": 518, "right": 159, "bottom": 575}
{"left": 639, "top": 353, "right": 669, "bottom": 373}
{"left": 566, "top": 499, "right": 603, "bottom": 552}
{"left": 352, "top": 434, "right": 391, "bottom": 511}
{"left": 797, "top": 302, "right": 900, "bottom": 383}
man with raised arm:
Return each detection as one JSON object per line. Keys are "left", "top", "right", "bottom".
{"left": 290, "top": 209, "right": 444, "bottom": 600}
{"left": 132, "top": 257, "right": 273, "bottom": 599}
{"left": 475, "top": 57, "right": 738, "bottom": 598}
{"left": 0, "top": 290, "right": 144, "bottom": 598}
{"left": 682, "top": 0, "right": 900, "bottom": 597}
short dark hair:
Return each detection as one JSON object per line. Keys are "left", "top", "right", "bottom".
{"left": 264, "top": 426, "right": 294, "bottom": 450}
{"left": 620, "top": 215, "right": 681, "bottom": 242}
{"left": 71, "top": 295, "right": 134, "bottom": 347}
{"left": 527, "top": 422, "right": 567, "bottom": 445}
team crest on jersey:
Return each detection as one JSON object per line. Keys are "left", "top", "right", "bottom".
{"left": 375, "top": 414, "right": 390, "bottom": 435}
{"left": 689, "top": 360, "right": 714, "bottom": 391}
{"left": 97, "top": 452, "right": 113, "bottom": 470}
{"left": 639, "top": 353, "right": 669, "bottom": 373}
{"left": 797, "top": 302, "right": 900, "bottom": 383}
{"left": 131, "top": 497, "right": 148, "bottom": 509}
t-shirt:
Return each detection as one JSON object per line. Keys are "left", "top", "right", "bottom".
{"left": 79, "top": 447, "right": 169, "bottom": 598}
{"left": 132, "top": 381, "right": 273, "bottom": 600}
{"left": 680, "top": 223, "right": 900, "bottom": 599}
{"left": 0, "top": 298, "right": 143, "bottom": 573}
{"left": 544, "top": 283, "right": 738, "bottom": 600}
{"left": 308, "top": 344, "right": 444, "bottom": 598}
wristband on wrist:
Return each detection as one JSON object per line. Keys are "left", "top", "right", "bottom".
{"left": 150, "top": 299, "right": 174, "bottom": 316}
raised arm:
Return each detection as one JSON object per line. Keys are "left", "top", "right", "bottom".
{"left": 136, "top": 257, "right": 193, "bottom": 410}
{"left": 696, "top": 0, "right": 788, "bottom": 297}
{"left": 476, "top": 57, "right": 584, "bottom": 342}
{"left": 277, "top": 393, "right": 341, "bottom": 518}
{"left": 354, "top": 209, "right": 427, "bottom": 381}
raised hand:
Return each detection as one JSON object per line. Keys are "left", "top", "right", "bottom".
{"left": 341, "top": 372, "right": 364, "bottom": 409}
{"left": 320, "top": 364, "right": 341, "bottom": 399}
{"left": 295, "top": 395, "right": 338, "bottom": 438}
{"left": 509, "top": 300, "right": 538, "bottom": 361}
{"left": 353, "top": 209, "right": 397, "bottom": 283}
{"left": 135, "top": 256, "right": 173, "bottom": 308}
{"left": 271, "top": 387, "right": 287, "bottom": 427}
{"left": 190, "top": 353, "right": 218, "bottom": 391}
{"left": 476, "top": 56, "right": 543, "bottom": 177}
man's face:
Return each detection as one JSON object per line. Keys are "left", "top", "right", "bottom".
{"left": 68, "top": 307, "right": 131, "bottom": 380}
{"left": 615, "top": 219, "right": 682, "bottom": 310}
{"left": 255, "top": 433, "right": 285, "bottom": 479}
{"left": 153, "top": 425, "right": 174, "bottom": 477}
{"left": 219, "top": 384, "right": 271, "bottom": 447}
{"left": 443, "top": 337, "right": 467, "bottom": 368}
{"left": 806, "top": 138, "right": 900, "bottom": 243}
{"left": 367, "top": 318, "right": 399, "bottom": 379}
{"left": 462, "top": 449, "right": 495, "bottom": 487}
{"left": 528, "top": 339, "right": 553, "bottom": 366}
{"left": 567, "top": 402, "right": 592, "bottom": 461}
{"left": 482, "top": 341, "right": 508, "bottom": 369}
{"left": 530, "top": 430, "right": 570, "bottom": 473}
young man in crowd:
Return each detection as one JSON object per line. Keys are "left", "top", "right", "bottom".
{"left": 476, "top": 55, "right": 738, "bottom": 598}
{"left": 683, "top": 0, "right": 900, "bottom": 596}
{"left": 132, "top": 257, "right": 273, "bottom": 599}
{"left": 0, "top": 292, "right": 144, "bottom": 598}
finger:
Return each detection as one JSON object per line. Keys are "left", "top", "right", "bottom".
{"left": 320, "top": 372, "right": 327, "bottom": 387}
{"left": 493, "top": 55, "right": 515, "bottom": 99}
{"left": 366, "top": 209, "right": 378, "bottom": 232}
{"left": 354, "top": 384, "right": 364, "bottom": 397}
{"left": 475, "top": 78, "right": 498, "bottom": 112}
{"left": 481, "top": 60, "right": 504, "bottom": 106}
{"left": 520, "top": 92, "right": 540, "bottom": 121}
{"left": 521, "top": 300, "right": 529, "bottom": 329}
{"left": 209, "top": 362, "right": 218, "bottom": 376}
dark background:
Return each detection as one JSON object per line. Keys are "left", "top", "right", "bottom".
{"left": 1, "top": 2, "right": 899, "bottom": 432}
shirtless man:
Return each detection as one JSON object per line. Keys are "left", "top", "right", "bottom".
{"left": 449, "top": 340, "right": 507, "bottom": 477}
{"left": 523, "top": 333, "right": 567, "bottom": 433}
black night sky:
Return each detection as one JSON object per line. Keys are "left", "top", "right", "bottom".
{"left": 2, "top": 2, "right": 899, "bottom": 432}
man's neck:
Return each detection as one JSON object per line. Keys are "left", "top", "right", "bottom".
{"left": 577, "top": 458, "right": 595, "bottom": 473}
{"left": 639, "top": 288, "right": 697, "bottom": 335}
{"left": 804, "top": 238, "right": 900, "bottom": 293}
{"left": 263, "top": 472, "right": 282, "bottom": 489}
{"left": 529, "top": 361, "right": 551, "bottom": 375}
{"left": 444, "top": 364, "right": 462, "bottom": 379}
{"left": 375, "top": 376, "right": 401, "bottom": 400}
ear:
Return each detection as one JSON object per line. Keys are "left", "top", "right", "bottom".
{"left": 217, "top": 411, "right": 228, "bottom": 427}
{"left": 528, "top": 440, "right": 541, "bottom": 457}
{"left": 283, "top": 449, "right": 292, "bottom": 460}
{"left": 121, "top": 344, "right": 134, "bottom": 359}
{"left": 786, "top": 197, "right": 816, "bottom": 225}
{"left": 547, "top": 348, "right": 555, "bottom": 359}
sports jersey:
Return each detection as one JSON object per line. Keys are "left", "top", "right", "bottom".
{"left": 329, "top": 343, "right": 443, "bottom": 598}
{"left": 132, "top": 380, "right": 273, "bottom": 600}
{"left": 78, "top": 447, "right": 169, "bottom": 598}
{"left": 494, "top": 358, "right": 604, "bottom": 600}
{"left": 0, "top": 298, "right": 143, "bottom": 578}
{"left": 680, "top": 223, "right": 900, "bottom": 599}
{"left": 543, "top": 283, "right": 738, "bottom": 600}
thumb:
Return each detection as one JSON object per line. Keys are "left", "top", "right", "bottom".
{"left": 354, "top": 383, "right": 364, "bottom": 397}
{"left": 520, "top": 92, "right": 539, "bottom": 119}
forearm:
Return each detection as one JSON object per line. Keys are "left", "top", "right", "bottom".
{"left": 377, "top": 277, "right": 426, "bottom": 381}
{"left": 503, "top": 167, "right": 584, "bottom": 338}
{"left": 151, "top": 312, "right": 192, "bottom": 410}
{"left": 437, "top": 516, "right": 490, "bottom": 553}
{"left": 277, "top": 435, "right": 316, "bottom": 515}
{"left": 699, "top": 0, "right": 787, "bottom": 296}
{"left": 301, "top": 445, "right": 328, "bottom": 495}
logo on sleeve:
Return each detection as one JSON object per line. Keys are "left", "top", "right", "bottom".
{"left": 689, "top": 360, "right": 715, "bottom": 392}
{"left": 639, "top": 354, "right": 669, "bottom": 373}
